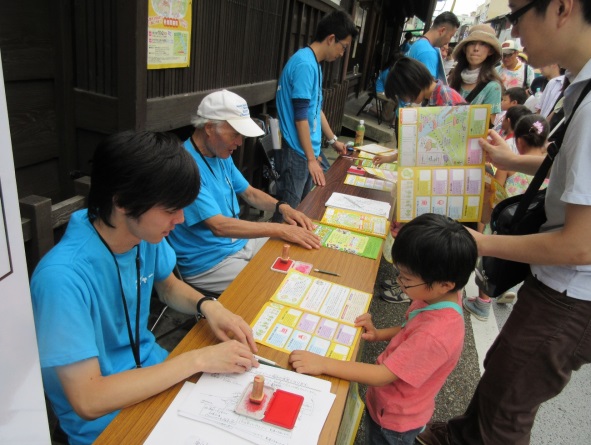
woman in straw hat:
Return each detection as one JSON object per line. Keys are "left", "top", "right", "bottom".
{"left": 448, "top": 24, "right": 503, "bottom": 125}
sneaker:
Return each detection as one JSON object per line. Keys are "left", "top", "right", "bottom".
{"left": 463, "top": 296, "right": 491, "bottom": 321}
{"left": 379, "top": 284, "right": 410, "bottom": 304}
{"left": 496, "top": 290, "right": 517, "bottom": 304}
{"left": 416, "top": 422, "right": 453, "bottom": 445}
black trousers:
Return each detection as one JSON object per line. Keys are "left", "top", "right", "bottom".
{"left": 448, "top": 274, "right": 591, "bottom": 444}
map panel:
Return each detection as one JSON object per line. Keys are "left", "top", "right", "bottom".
{"left": 398, "top": 104, "right": 490, "bottom": 167}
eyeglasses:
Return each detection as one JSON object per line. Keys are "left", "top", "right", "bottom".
{"left": 336, "top": 39, "right": 349, "bottom": 51}
{"left": 504, "top": 0, "right": 542, "bottom": 26}
{"left": 394, "top": 266, "right": 426, "bottom": 290}
{"left": 502, "top": 52, "right": 517, "bottom": 58}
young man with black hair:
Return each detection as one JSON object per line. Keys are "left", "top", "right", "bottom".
{"left": 276, "top": 10, "right": 358, "bottom": 209}
{"left": 418, "top": 1, "right": 591, "bottom": 443}
{"left": 407, "top": 11, "right": 460, "bottom": 83}
{"left": 31, "top": 131, "right": 258, "bottom": 445}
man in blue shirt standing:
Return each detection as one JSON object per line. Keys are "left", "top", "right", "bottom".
{"left": 276, "top": 10, "right": 358, "bottom": 209}
{"left": 407, "top": 11, "right": 460, "bottom": 84}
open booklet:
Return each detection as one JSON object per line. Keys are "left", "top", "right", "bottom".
{"left": 320, "top": 207, "right": 389, "bottom": 238}
{"left": 313, "top": 222, "right": 384, "bottom": 259}
{"left": 251, "top": 270, "right": 372, "bottom": 361}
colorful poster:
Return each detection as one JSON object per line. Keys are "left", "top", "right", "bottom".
{"left": 395, "top": 104, "right": 489, "bottom": 222}
{"left": 251, "top": 270, "right": 372, "bottom": 361}
{"left": 148, "top": 0, "right": 192, "bottom": 69}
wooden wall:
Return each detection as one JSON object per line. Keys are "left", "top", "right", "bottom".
{"left": 3, "top": 0, "right": 355, "bottom": 202}
{"left": 1, "top": 0, "right": 66, "bottom": 201}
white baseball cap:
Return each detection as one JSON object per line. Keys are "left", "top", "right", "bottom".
{"left": 197, "top": 89, "right": 264, "bottom": 137}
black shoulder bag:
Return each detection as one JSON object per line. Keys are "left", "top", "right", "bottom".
{"left": 476, "top": 79, "right": 591, "bottom": 297}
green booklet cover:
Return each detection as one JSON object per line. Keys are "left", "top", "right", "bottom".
{"left": 314, "top": 223, "right": 383, "bottom": 260}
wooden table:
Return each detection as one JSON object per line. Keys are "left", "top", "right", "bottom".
{"left": 95, "top": 155, "right": 393, "bottom": 445}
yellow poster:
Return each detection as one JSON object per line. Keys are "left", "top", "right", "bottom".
{"left": 148, "top": 0, "right": 192, "bottom": 69}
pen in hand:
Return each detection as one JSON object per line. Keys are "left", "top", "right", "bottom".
{"left": 314, "top": 269, "right": 340, "bottom": 277}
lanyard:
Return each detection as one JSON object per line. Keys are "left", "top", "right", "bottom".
{"left": 402, "top": 301, "right": 463, "bottom": 327}
{"left": 306, "top": 46, "right": 322, "bottom": 131}
{"left": 190, "top": 137, "right": 237, "bottom": 219}
{"left": 95, "top": 229, "right": 142, "bottom": 369}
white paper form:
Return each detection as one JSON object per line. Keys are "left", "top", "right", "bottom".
{"left": 177, "top": 364, "right": 336, "bottom": 445}
{"left": 144, "top": 382, "right": 253, "bottom": 445}
{"left": 325, "top": 192, "right": 391, "bottom": 218}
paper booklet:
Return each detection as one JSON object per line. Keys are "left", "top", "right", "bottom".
{"left": 313, "top": 222, "right": 384, "bottom": 259}
{"left": 324, "top": 192, "right": 391, "bottom": 218}
{"left": 321, "top": 207, "right": 389, "bottom": 238}
{"left": 344, "top": 174, "right": 394, "bottom": 192}
{"left": 354, "top": 158, "right": 398, "bottom": 171}
{"left": 251, "top": 270, "right": 372, "bottom": 362}
{"left": 356, "top": 143, "right": 396, "bottom": 155}
{"left": 396, "top": 104, "right": 490, "bottom": 222}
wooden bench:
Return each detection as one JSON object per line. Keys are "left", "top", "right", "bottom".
{"left": 20, "top": 176, "right": 91, "bottom": 274}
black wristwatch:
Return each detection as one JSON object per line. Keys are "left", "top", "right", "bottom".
{"left": 275, "top": 200, "right": 287, "bottom": 215}
{"left": 196, "top": 296, "right": 217, "bottom": 318}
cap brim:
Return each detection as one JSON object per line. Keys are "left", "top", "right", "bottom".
{"left": 227, "top": 118, "right": 265, "bottom": 138}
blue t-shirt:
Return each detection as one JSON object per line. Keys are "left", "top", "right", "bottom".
{"left": 407, "top": 38, "right": 446, "bottom": 84}
{"left": 30, "top": 210, "right": 174, "bottom": 445}
{"left": 376, "top": 68, "right": 390, "bottom": 94}
{"left": 167, "top": 139, "right": 249, "bottom": 277}
{"left": 276, "top": 47, "right": 323, "bottom": 158}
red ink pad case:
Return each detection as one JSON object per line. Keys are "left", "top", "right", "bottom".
{"left": 262, "top": 389, "right": 304, "bottom": 430}
{"left": 271, "top": 257, "right": 294, "bottom": 273}
{"left": 347, "top": 165, "right": 365, "bottom": 175}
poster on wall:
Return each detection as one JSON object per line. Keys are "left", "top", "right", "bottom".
{"left": 0, "top": 181, "right": 13, "bottom": 281}
{"left": 147, "top": 0, "right": 192, "bottom": 69}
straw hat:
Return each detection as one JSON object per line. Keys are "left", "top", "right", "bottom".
{"left": 452, "top": 24, "right": 502, "bottom": 65}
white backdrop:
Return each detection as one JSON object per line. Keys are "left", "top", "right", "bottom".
{"left": 0, "top": 52, "right": 51, "bottom": 443}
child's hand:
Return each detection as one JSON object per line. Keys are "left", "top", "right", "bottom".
{"left": 289, "top": 350, "right": 326, "bottom": 375}
{"left": 355, "top": 313, "right": 378, "bottom": 341}
{"left": 373, "top": 153, "right": 396, "bottom": 166}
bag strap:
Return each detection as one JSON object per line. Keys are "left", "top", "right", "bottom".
{"left": 465, "top": 82, "right": 487, "bottom": 103}
{"left": 511, "top": 78, "right": 591, "bottom": 226}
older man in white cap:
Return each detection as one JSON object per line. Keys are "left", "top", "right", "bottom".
{"left": 497, "top": 39, "right": 535, "bottom": 90}
{"left": 168, "top": 90, "right": 320, "bottom": 294}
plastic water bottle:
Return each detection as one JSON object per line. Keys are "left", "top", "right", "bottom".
{"left": 534, "top": 87, "right": 542, "bottom": 100}
{"left": 382, "top": 231, "right": 394, "bottom": 263}
{"left": 354, "top": 120, "right": 365, "bottom": 149}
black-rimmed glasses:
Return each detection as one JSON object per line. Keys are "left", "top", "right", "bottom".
{"left": 505, "top": 0, "right": 542, "bottom": 26}
{"left": 336, "top": 39, "right": 349, "bottom": 51}
{"left": 393, "top": 266, "right": 426, "bottom": 290}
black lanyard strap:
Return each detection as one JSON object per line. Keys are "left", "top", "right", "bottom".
{"left": 189, "top": 136, "right": 237, "bottom": 219}
{"left": 94, "top": 228, "right": 142, "bottom": 369}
